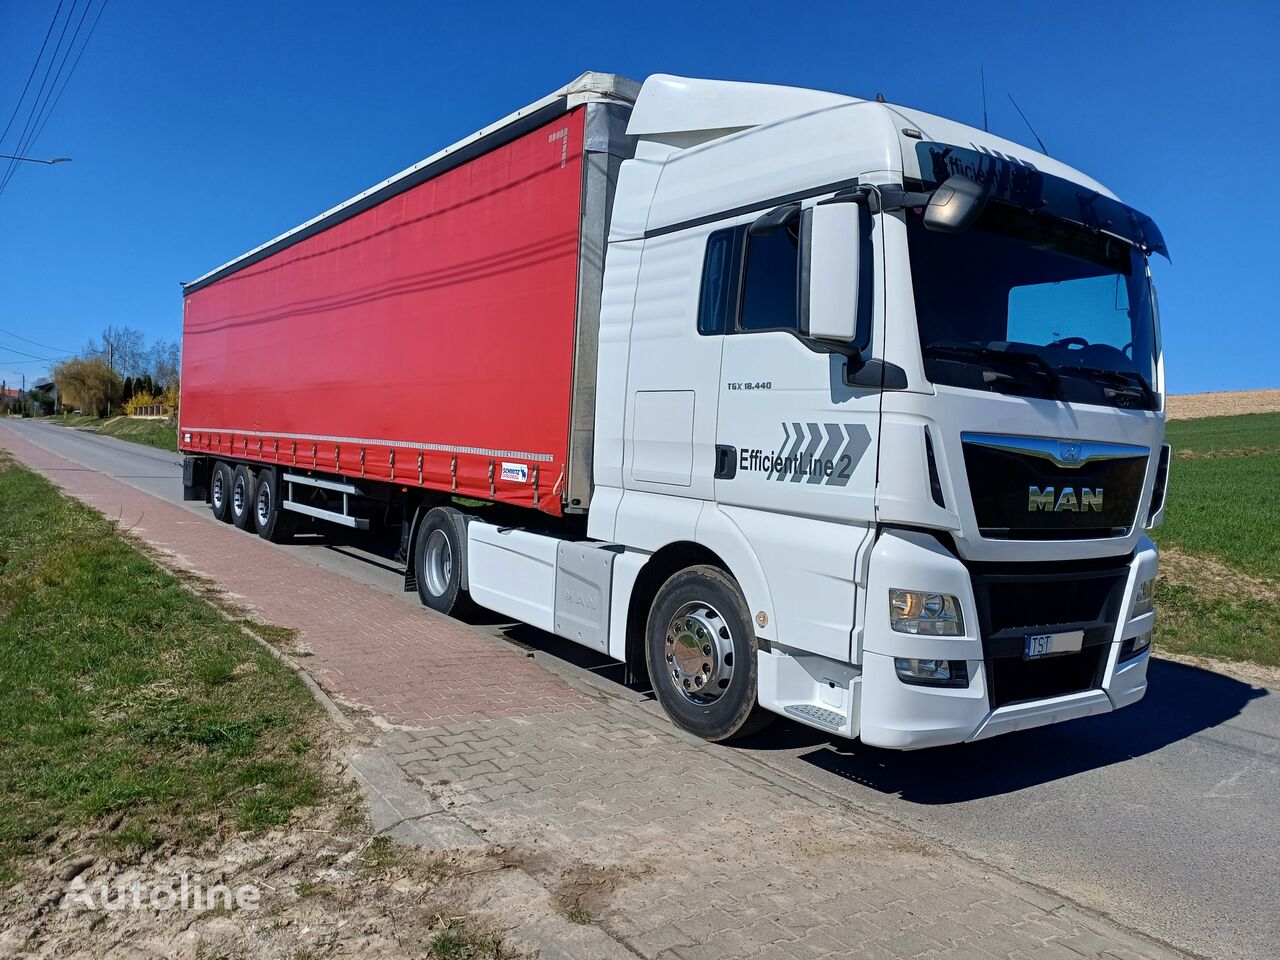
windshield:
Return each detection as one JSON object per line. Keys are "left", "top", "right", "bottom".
{"left": 907, "top": 201, "right": 1158, "bottom": 410}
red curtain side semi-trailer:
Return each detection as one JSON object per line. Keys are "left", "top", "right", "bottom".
{"left": 179, "top": 108, "right": 589, "bottom": 516}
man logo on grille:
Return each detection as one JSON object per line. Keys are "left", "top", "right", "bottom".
{"left": 1029, "top": 486, "right": 1103, "bottom": 512}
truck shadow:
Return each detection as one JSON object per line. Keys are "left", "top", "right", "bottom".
{"left": 778, "top": 658, "right": 1267, "bottom": 803}
{"left": 490, "top": 622, "right": 1267, "bottom": 802}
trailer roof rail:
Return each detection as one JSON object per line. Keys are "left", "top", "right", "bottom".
{"left": 183, "top": 72, "right": 640, "bottom": 295}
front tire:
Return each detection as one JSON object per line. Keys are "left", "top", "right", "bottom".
{"left": 210, "top": 461, "right": 233, "bottom": 523}
{"left": 414, "top": 506, "right": 467, "bottom": 615}
{"left": 230, "top": 464, "right": 255, "bottom": 531}
{"left": 645, "top": 565, "right": 772, "bottom": 742}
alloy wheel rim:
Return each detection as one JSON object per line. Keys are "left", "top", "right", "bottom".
{"left": 256, "top": 484, "right": 271, "bottom": 528}
{"left": 423, "top": 529, "right": 452, "bottom": 598}
{"left": 664, "top": 600, "right": 734, "bottom": 704}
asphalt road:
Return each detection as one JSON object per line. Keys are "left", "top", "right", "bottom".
{"left": 6, "top": 418, "right": 1277, "bottom": 960}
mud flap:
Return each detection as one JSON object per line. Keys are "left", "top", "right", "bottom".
{"left": 182, "top": 456, "right": 208, "bottom": 502}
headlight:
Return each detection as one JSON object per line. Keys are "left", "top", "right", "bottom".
{"left": 895, "top": 657, "right": 970, "bottom": 687}
{"left": 1132, "top": 578, "right": 1155, "bottom": 617}
{"left": 889, "top": 590, "right": 964, "bottom": 636}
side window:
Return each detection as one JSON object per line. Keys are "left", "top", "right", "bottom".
{"left": 739, "top": 223, "right": 801, "bottom": 333}
{"left": 697, "top": 227, "right": 739, "bottom": 336}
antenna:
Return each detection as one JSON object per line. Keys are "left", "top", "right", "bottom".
{"left": 1007, "top": 92, "right": 1047, "bottom": 154}
{"left": 980, "top": 67, "right": 989, "bottom": 132}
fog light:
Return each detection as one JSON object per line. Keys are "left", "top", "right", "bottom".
{"left": 1132, "top": 578, "right": 1155, "bottom": 617}
{"left": 1120, "top": 629, "right": 1152, "bottom": 661}
{"left": 889, "top": 590, "right": 964, "bottom": 636}
{"left": 894, "top": 657, "right": 969, "bottom": 688}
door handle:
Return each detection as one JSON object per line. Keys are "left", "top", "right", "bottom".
{"left": 714, "top": 444, "right": 737, "bottom": 479}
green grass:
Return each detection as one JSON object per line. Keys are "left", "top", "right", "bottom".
{"left": 1165, "top": 411, "right": 1280, "bottom": 457}
{"left": 1154, "top": 581, "right": 1280, "bottom": 668}
{"left": 96, "top": 416, "right": 178, "bottom": 451}
{"left": 52, "top": 413, "right": 178, "bottom": 452}
{"left": 1157, "top": 452, "right": 1280, "bottom": 582}
{"left": 0, "top": 454, "right": 324, "bottom": 873}
{"left": 1152, "top": 410, "right": 1280, "bottom": 668}
{"left": 429, "top": 922, "right": 505, "bottom": 959}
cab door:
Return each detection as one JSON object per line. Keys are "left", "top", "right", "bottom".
{"left": 709, "top": 200, "right": 883, "bottom": 662}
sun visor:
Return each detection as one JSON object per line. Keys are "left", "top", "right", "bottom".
{"left": 914, "top": 142, "right": 1168, "bottom": 260}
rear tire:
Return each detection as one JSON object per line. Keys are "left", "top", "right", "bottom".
{"left": 210, "top": 461, "right": 233, "bottom": 523}
{"left": 230, "top": 464, "right": 255, "bottom": 531}
{"left": 645, "top": 564, "right": 773, "bottom": 743}
{"left": 253, "top": 468, "right": 294, "bottom": 543}
{"left": 414, "top": 506, "right": 467, "bottom": 615}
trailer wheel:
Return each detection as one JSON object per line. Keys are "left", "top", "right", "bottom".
{"left": 645, "top": 565, "right": 772, "bottom": 743}
{"left": 253, "top": 468, "right": 294, "bottom": 543}
{"left": 210, "top": 461, "right": 234, "bottom": 523}
{"left": 414, "top": 506, "right": 467, "bottom": 615}
{"left": 230, "top": 464, "right": 256, "bottom": 531}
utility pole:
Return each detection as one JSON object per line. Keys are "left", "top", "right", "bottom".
{"left": 106, "top": 340, "right": 113, "bottom": 417}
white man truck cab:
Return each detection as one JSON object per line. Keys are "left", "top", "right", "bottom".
{"left": 531, "top": 74, "right": 1168, "bottom": 749}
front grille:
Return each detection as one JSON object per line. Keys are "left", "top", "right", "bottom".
{"left": 988, "top": 646, "right": 1108, "bottom": 707}
{"left": 971, "top": 557, "right": 1129, "bottom": 709}
{"left": 962, "top": 438, "right": 1147, "bottom": 540}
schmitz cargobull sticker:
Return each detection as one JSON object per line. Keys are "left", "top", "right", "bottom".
{"left": 738, "top": 422, "right": 872, "bottom": 487}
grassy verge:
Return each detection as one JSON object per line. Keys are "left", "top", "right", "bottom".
{"left": 0, "top": 451, "right": 324, "bottom": 878}
{"left": 96, "top": 416, "right": 178, "bottom": 451}
{"left": 1153, "top": 412, "right": 1280, "bottom": 669}
{"left": 55, "top": 413, "right": 178, "bottom": 451}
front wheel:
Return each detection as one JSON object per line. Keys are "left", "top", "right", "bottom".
{"left": 645, "top": 565, "right": 772, "bottom": 742}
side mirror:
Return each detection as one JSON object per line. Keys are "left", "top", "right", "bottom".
{"left": 807, "top": 200, "right": 862, "bottom": 343}
{"left": 923, "top": 175, "right": 989, "bottom": 233}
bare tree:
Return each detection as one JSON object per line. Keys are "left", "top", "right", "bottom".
{"left": 99, "top": 325, "right": 148, "bottom": 378}
{"left": 149, "top": 338, "right": 182, "bottom": 388}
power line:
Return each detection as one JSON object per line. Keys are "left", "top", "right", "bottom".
{"left": 0, "top": 326, "right": 73, "bottom": 354}
{"left": 0, "top": 0, "right": 107, "bottom": 199}
{"left": 0, "top": 343, "right": 63, "bottom": 362}
{"left": 0, "top": 0, "right": 79, "bottom": 193}
{"left": 0, "top": 0, "right": 64, "bottom": 149}
{"left": 20, "top": 0, "right": 98, "bottom": 166}
{"left": 29, "top": 0, "right": 110, "bottom": 153}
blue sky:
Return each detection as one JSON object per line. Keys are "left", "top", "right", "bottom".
{"left": 1, "top": 0, "right": 1276, "bottom": 394}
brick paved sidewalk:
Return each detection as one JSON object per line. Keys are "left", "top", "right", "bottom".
{"left": 0, "top": 424, "right": 590, "bottom": 728}
{"left": 0, "top": 425, "right": 1186, "bottom": 960}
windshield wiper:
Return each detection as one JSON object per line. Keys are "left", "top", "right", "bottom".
{"left": 925, "top": 344, "right": 1063, "bottom": 398}
{"left": 1056, "top": 366, "right": 1156, "bottom": 406}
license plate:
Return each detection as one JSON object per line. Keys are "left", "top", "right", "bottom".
{"left": 1024, "top": 630, "right": 1084, "bottom": 659}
